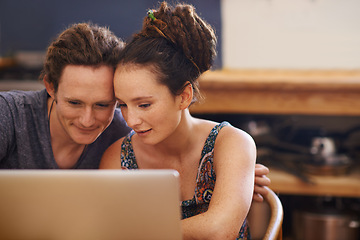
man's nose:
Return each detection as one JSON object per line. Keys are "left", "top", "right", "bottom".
{"left": 79, "top": 107, "right": 96, "bottom": 127}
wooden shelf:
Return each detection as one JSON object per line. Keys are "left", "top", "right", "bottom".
{"left": 190, "top": 69, "right": 360, "bottom": 116}
{"left": 268, "top": 166, "right": 360, "bottom": 198}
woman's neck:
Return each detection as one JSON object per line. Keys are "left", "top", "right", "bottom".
{"left": 133, "top": 110, "right": 196, "bottom": 163}
{"left": 156, "top": 109, "right": 196, "bottom": 156}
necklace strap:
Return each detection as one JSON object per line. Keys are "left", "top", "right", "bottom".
{"left": 48, "top": 99, "right": 55, "bottom": 119}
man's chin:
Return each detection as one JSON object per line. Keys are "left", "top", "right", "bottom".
{"left": 73, "top": 133, "right": 101, "bottom": 145}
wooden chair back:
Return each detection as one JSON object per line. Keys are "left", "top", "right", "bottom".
{"left": 247, "top": 186, "right": 283, "bottom": 240}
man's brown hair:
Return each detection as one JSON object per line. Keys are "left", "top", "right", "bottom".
{"left": 41, "top": 22, "right": 124, "bottom": 92}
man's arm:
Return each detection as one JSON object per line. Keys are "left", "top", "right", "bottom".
{"left": 253, "top": 163, "right": 271, "bottom": 202}
{"left": 0, "top": 95, "right": 15, "bottom": 162}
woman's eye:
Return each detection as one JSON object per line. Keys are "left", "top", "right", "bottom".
{"left": 118, "top": 103, "right": 127, "bottom": 108}
{"left": 139, "top": 103, "right": 151, "bottom": 108}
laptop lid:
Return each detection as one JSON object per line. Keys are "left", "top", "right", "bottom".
{"left": 0, "top": 169, "right": 182, "bottom": 240}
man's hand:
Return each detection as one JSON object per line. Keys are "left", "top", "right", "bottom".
{"left": 253, "top": 163, "right": 271, "bottom": 202}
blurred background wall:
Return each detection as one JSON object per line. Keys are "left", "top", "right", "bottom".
{"left": 1, "top": 0, "right": 359, "bottom": 70}
{"left": 0, "top": 0, "right": 222, "bottom": 68}
{"left": 222, "top": 0, "right": 360, "bottom": 69}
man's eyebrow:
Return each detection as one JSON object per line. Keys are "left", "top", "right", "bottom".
{"left": 64, "top": 97, "right": 115, "bottom": 104}
{"left": 64, "top": 97, "right": 80, "bottom": 102}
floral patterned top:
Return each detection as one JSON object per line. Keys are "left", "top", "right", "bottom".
{"left": 120, "top": 121, "right": 250, "bottom": 240}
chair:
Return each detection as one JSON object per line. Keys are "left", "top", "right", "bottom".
{"left": 247, "top": 186, "right": 283, "bottom": 240}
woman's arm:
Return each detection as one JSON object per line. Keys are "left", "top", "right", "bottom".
{"left": 181, "top": 126, "right": 256, "bottom": 240}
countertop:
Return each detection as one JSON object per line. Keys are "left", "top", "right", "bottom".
{"left": 268, "top": 165, "right": 360, "bottom": 197}
{"left": 190, "top": 69, "right": 360, "bottom": 116}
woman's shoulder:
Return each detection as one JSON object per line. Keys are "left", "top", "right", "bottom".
{"left": 195, "top": 119, "right": 256, "bottom": 153}
{"left": 194, "top": 119, "right": 254, "bottom": 149}
{"left": 204, "top": 120, "right": 256, "bottom": 169}
{"left": 219, "top": 122, "right": 255, "bottom": 149}
{"left": 196, "top": 119, "right": 252, "bottom": 140}
{"left": 99, "top": 136, "right": 125, "bottom": 169}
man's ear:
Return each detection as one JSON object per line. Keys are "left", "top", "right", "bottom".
{"left": 179, "top": 82, "right": 193, "bottom": 110}
{"left": 43, "top": 76, "right": 55, "bottom": 99}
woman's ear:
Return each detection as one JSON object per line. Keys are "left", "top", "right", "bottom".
{"left": 43, "top": 75, "right": 55, "bottom": 99}
{"left": 179, "top": 82, "right": 193, "bottom": 110}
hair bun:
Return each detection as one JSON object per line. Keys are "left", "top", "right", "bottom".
{"left": 140, "top": 2, "right": 217, "bottom": 73}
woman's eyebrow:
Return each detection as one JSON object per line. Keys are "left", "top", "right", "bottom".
{"left": 131, "top": 96, "right": 153, "bottom": 101}
{"left": 116, "top": 96, "right": 153, "bottom": 102}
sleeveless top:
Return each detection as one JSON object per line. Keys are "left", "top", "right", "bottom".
{"left": 120, "top": 121, "right": 250, "bottom": 239}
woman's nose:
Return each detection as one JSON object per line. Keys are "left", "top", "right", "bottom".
{"left": 125, "top": 109, "right": 142, "bottom": 128}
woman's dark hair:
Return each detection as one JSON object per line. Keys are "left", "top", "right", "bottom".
{"left": 117, "top": 2, "right": 217, "bottom": 104}
{"left": 40, "top": 22, "right": 124, "bottom": 92}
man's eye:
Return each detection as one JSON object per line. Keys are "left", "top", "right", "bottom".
{"left": 68, "top": 101, "right": 80, "bottom": 105}
{"left": 97, "top": 103, "right": 110, "bottom": 108}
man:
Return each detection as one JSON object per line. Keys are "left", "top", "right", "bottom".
{"left": 0, "top": 22, "right": 270, "bottom": 200}
{"left": 0, "top": 23, "right": 131, "bottom": 169}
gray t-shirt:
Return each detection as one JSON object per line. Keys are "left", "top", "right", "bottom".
{"left": 0, "top": 89, "right": 131, "bottom": 169}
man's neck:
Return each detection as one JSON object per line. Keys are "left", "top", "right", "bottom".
{"left": 47, "top": 97, "right": 86, "bottom": 169}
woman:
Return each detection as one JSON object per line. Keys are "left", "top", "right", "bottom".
{"left": 100, "top": 2, "right": 265, "bottom": 239}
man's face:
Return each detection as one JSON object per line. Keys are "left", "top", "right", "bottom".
{"left": 51, "top": 65, "right": 116, "bottom": 145}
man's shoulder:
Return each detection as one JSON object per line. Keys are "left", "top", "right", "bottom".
{"left": 0, "top": 89, "right": 46, "bottom": 106}
{"left": 109, "top": 108, "right": 131, "bottom": 132}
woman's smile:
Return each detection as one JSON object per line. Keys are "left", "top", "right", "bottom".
{"left": 135, "top": 128, "right": 152, "bottom": 136}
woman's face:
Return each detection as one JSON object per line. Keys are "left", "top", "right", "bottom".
{"left": 52, "top": 65, "right": 117, "bottom": 145}
{"left": 114, "top": 64, "right": 183, "bottom": 145}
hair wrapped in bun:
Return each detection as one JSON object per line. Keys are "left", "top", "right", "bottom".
{"left": 117, "top": 1, "right": 217, "bottom": 104}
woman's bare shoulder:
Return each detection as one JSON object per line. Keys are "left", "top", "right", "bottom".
{"left": 99, "top": 137, "right": 125, "bottom": 169}
{"left": 220, "top": 122, "right": 254, "bottom": 145}
{"left": 213, "top": 122, "right": 257, "bottom": 164}
{"left": 196, "top": 119, "right": 254, "bottom": 145}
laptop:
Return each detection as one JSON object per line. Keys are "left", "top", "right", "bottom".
{"left": 0, "top": 169, "right": 182, "bottom": 240}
